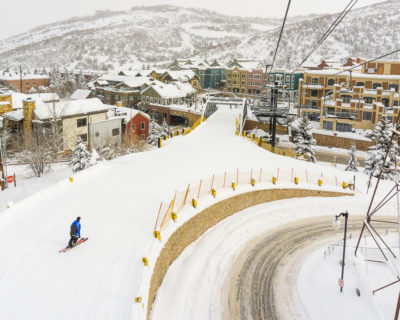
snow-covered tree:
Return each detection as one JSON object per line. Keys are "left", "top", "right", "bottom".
{"left": 71, "top": 138, "right": 91, "bottom": 172}
{"left": 161, "top": 118, "right": 169, "bottom": 138}
{"left": 345, "top": 143, "right": 359, "bottom": 172}
{"left": 365, "top": 116, "right": 399, "bottom": 180}
{"left": 89, "top": 149, "right": 100, "bottom": 166}
{"left": 77, "top": 71, "right": 87, "bottom": 90}
{"left": 294, "top": 116, "right": 316, "bottom": 163}
{"left": 147, "top": 120, "right": 161, "bottom": 145}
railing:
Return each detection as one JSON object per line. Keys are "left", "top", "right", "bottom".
{"left": 153, "top": 167, "right": 351, "bottom": 236}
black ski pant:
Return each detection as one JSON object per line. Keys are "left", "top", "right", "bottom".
{"left": 68, "top": 235, "right": 79, "bottom": 247}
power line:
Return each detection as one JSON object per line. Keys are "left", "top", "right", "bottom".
{"left": 292, "top": 0, "right": 358, "bottom": 73}
{"left": 270, "top": 0, "right": 292, "bottom": 70}
{"left": 332, "top": 48, "right": 400, "bottom": 76}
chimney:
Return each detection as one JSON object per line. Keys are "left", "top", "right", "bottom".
{"left": 23, "top": 98, "right": 36, "bottom": 140}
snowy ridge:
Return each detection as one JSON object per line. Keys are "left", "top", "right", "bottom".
{"left": 1, "top": 1, "right": 400, "bottom": 70}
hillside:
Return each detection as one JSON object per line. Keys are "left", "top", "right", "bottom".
{"left": 0, "top": 1, "right": 399, "bottom": 70}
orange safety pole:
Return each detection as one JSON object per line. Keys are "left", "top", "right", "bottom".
{"left": 197, "top": 179, "right": 202, "bottom": 199}
{"left": 154, "top": 202, "right": 163, "bottom": 232}
{"left": 223, "top": 172, "right": 226, "bottom": 188}
{"left": 183, "top": 184, "right": 190, "bottom": 207}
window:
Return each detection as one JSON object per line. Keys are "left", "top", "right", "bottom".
{"left": 323, "top": 121, "right": 333, "bottom": 130}
{"left": 141, "top": 122, "right": 145, "bottom": 130}
{"left": 286, "top": 75, "right": 291, "bottom": 83}
{"left": 364, "top": 97, "right": 375, "bottom": 104}
{"left": 388, "top": 116, "right": 393, "bottom": 123}
{"left": 341, "top": 95, "right": 351, "bottom": 104}
{"left": 363, "top": 111, "right": 372, "bottom": 121}
{"left": 80, "top": 134, "right": 88, "bottom": 142}
{"left": 95, "top": 132, "right": 99, "bottom": 137}
{"left": 112, "top": 128, "right": 120, "bottom": 136}
{"left": 150, "top": 97, "right": 153, "bottom": 103}
{"left": 336, "top": 123, "right": 352, "bottom": 132}
{"left": 131, "top": 124, "right": 136, "bottom": 131}
{"left": 382, "top": 98, "right": 389, "bottom": 108}
{"left": 311, "top": 100, "right": 318, "bottom": 108}
{"left": 129, "top": 96, "right": 134, "bottom": 101}
{"left": 312, "top": 78, "right": 319, "bottom": 85}
{"left": 389, "top": 84, "right": 399, "bottom": 91}
{"left": 311, "top": 90, "right": 318, "bottom": 97}
{"left": 373, "top": 83, "right": 382, "bottom": 89}
{"left": 77, "top": 118, "right": 87, "bottom": 127}
{"left": 356, "top": 81, "right": 365, "bottom": 87}
{"left": 394, "top": 100, "right": 399, "bottom": 107}
{"left": 328, "top": 79, "right": 335, "bottom": 86}
{"left": 141, "top": 134, "right": 145, "bottom": 140}
{"left": 146, "top": 96, "right": 149, "bottom": 103}
{"left": 106, "top": 94, "right": 110, "bottom": 99}
{"left": 114, "top": 94, "right": 119, "bottom": 100}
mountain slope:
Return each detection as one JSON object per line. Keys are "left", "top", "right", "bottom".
{"left": 0, "top": 1, "right": 399, "bottom": 70}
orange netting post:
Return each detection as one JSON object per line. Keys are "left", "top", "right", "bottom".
{"left": 197, "top": 179, "right": 203, "bottom": 199}
{"left": 154, "top": 202, "right": 163, "bottom": 232}
{"left": 183, "top": 184, "right": 190, "bottom": 207}
{"left": 223, "top": 172, "right": 227, "bottom": 188}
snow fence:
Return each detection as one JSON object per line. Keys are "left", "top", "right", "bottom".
{"left": 153, "top": 167, "right": 355, "bottom": 234}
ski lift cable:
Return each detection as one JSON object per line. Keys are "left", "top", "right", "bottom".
{"left": 270, "top": 0, "right": 292, "bottom": 71}
{"left": 291, "top": 0, "right": 358, "bottom": 74}
{"left": 332, "top": 48, "right": 400, "bottom": 76}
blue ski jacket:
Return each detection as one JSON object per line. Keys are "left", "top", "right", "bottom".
{"left": 71, "top": 220, "right": 81, "bottom": 237}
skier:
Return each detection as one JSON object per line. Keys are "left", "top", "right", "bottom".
{"left": 67, "top": 217, "right": 81, "bottom": 248}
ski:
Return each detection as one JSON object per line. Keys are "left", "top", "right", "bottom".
{"left": 59, "top": 238, "right": 88, "bottom": 253}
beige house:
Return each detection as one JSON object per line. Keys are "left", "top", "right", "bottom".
{"left": 4, "top": 97, "right": 111, "bottom": 150}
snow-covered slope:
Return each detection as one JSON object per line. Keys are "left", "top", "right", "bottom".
{"left": 1, "top": 1, "right": 399, "bottom": 70}
{"left": 0, "top": 104, "right": 359, "bottom": 320}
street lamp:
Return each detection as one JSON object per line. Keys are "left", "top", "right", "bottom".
{"left": 333, "top": 210, "right": 349, "bottom": 293}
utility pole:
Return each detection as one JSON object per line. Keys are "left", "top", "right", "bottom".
{"left": 0, "top": 137, "right": 4, "bottom": 191}
{"left": 19, "top": 65, "right": 23, "bottom": 93}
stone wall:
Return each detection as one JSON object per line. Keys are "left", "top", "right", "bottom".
{"left": 147, "top": 188, "right": 351, "bottom": 319}
{"left": 244, "top": 119, "right": 289, "bottom": 135}
{"left": 312, "top": 132, "right": 374, "bottom": 151}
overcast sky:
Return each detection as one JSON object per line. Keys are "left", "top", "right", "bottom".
{"left": 0, "top": 0, "right": 385, "bottom": 40}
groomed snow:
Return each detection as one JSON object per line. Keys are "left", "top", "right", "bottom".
{"left": 0, "top": 105, "right": 377, "bottom": 320}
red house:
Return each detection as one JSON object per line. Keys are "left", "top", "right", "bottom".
{"left": 114, "top": 107, "right": 150, "bottom": 141}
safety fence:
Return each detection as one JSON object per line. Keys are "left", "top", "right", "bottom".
{"left": 153, "top": 167, "right": 353, "bottom": 238}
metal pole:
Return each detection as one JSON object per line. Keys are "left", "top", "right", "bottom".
{"left": 340, "top": 211, "right": 349, "bottom": 293}
{"left": 395, "top": 290, "right": 400, "bottom": 320}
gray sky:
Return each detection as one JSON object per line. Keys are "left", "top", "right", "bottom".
{"left": 1, "top": 0, "right": 385, "bottom": 40}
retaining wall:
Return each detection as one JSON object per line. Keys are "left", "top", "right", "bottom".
{"left": 147, "top": 188, "right": 351, "bottom": 319}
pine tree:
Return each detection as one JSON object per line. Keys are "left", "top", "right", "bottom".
{"left": 71, "top": 138, "right": 91, "bottom": 172}
{"left": 345, "top": 143, "right": 359, "bottom": 172}
{"left": 147, "top": 120, "right": 161, "bottom": 145}
{"left": 161, "top": 118, "right": 169, "bottom": 138}
{"left": 365, "top": 116, "right": 398, "bottom": 180}
{"left": 294, "top": 116, "right": 316, "bottom": 163}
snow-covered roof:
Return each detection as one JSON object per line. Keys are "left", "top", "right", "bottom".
{"left": 34, "top": 98, "right": 110, "bottom": 120}
{"left": 3, "top": 109, "right": 23, "bottom": 121}
{"left": 117, "top": 76, "right": 157, "bottom": 89}
{"left": 70, "top": 89, "right": 92, "bottom": 100}
{"left": 172, "top": 81, "right": 196, "bottom": 95}
{"left": 162, "top": 70, "right": 197, "bottom": 82}
{"left": 0, "top": 101, "right": 10, "bottom": 106}
{"left": 110, "top": 107, "right": 150, "bottom": 123}
{"left": 0, "top": 71, "right": 50, "bottom": 80}
{"left": 27, "top": 92, "right": 59, "bottom": 102}
{"left": 141, "top": 83, "right": 190, "bottom": 99}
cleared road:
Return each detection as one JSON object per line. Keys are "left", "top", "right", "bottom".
{"left": 223, "top": 216, "right": 391, "bottom": 320}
